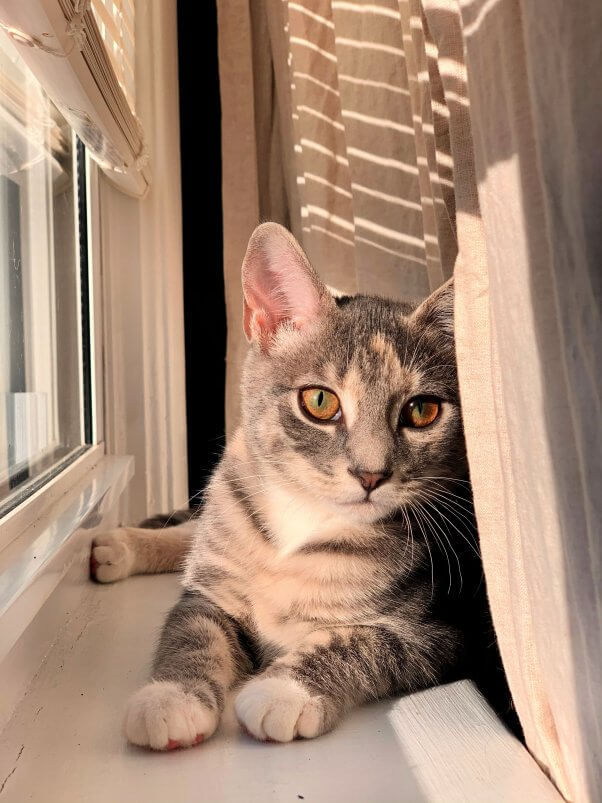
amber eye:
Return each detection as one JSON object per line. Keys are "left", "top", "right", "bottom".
{"left": 400, "top": 396, "right": 441, "bottom": 429}
{"left": 299, "top": 387, "right": 341, "bottom": 422}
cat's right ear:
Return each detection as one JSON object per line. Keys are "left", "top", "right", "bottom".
{"left": 241, "top": 223, "right": 332, "bottom": 349}
{"left": 411, "top": 277, "right": 454, "bottom": 337}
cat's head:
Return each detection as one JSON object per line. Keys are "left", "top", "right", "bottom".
{"left": 240, "top": 223, "right": 467, "bottom": 524}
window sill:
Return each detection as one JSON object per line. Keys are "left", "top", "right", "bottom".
{"left": 0, "top": 453, "right": 133, "bottom": 729}
{"left": 0, "top": 445, "right": 105, "bottom": 553}
{"left": 0, "top": 572, "right": 562, "bottom": 802}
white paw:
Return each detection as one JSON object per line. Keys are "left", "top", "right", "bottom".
{"left": 125, "top": 681, "right": 219, "bottom": 750}
{"left": 234, "top": 675, "right": 323, "bottom": 742}
{"left": 91, "top": 529, "right": 134, "bottom": 582}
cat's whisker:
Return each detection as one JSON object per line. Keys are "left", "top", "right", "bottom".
{"left": 400, "top": 507, "right": 413, "bottom": 563}
{"left": 419, "top": 486, "right": 476, "bottom": 518}
{"left": 422, "top": 499, "right": 465, "bottom": 586}
{"left": 415, "top": 499, "right": 463, "bottom": 594}
{"left": 419, "top": 478, "right": 474, "bottom": 498}
{"left": 405, "top": 325, "right": 431, "bottom": 374}
{"left": 419, "top": 488, "right": 479, "bottom": 534}
{"left": 419, "top": 481, "right": 477, "bottom": 512}
{"left": 420, "top": 499, "right": 482, "bottom": 561}
{"left": 406, "top": 501, "right": 435, "bottom": 599}
{"left": 414, "top": 503, "right": 453, "bottom": 594}
{"left": 419, "top": 496, "right": 479, "bottom": 546}
{"left": 418, "top": 476, "right": 472, "bottom": 485}
{"left": 402, "top": 506, "right": 416, "bottom": 567}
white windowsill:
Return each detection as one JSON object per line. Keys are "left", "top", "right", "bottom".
{"left": 0, "top": 453, "right": 133, "bottom": 730}
{"left": 0, "top": 444, "right": 105, "bottom": 553}
{"left": 0, "top": 572, "right": 562, "bottom": 803}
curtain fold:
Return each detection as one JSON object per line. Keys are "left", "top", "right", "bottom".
{"left": 217, "top": 4, "right": 601, "bottom": 799}
{"left": 449, "top": 2, "right": 602, "bottom": 800}
{"left": 219, "top": 0, "right": 459, "bottom": 432}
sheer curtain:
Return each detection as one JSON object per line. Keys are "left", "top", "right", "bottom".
{"left": 450, "top": 2, "right": 602, "bottom": 800}
{"left": 218, "top": 0, "right": 458, "bottom": 433}
{"left": 217, "top": 1, "right": 601, "bottom": 800}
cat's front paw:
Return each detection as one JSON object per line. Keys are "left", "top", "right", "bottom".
{"left": 235, "top": 675, "right": 325, "bottom": 743}
{"left": 90, "top": 529, "right": 134, "bottom": 582}
{"left": 125, "top": 681, "right": 218, "bottom": 750}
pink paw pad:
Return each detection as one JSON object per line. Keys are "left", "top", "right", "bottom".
{"left": 165, "top": 734, "right": 204, "bottom": 751}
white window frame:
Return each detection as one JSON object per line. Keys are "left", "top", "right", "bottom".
{"left": 0, "top": 149, "right": 106, "bottom": 552}
{"left": 0, "top": 0, "right": 186, "bottom": 653}
{"left": 0, "top": 0, "right": 187, "bottom": 565}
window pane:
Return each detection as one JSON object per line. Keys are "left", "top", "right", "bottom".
{"left": 0, "top": 32, "right": 90, "bottom": 513}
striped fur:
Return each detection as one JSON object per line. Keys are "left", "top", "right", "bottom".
{"left": 96, "top": 225, "right": 510, "bottom": 750}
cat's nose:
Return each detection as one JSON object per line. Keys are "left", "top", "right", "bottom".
{"left": 349, "top": 468, "right": 392, "bottom": 492}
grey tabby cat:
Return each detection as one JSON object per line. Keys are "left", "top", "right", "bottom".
{"left": 92, "top": 223, "right": 505, "bottom": 750}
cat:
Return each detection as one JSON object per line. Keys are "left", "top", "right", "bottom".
{"left": 91, "top": 222, "right": 513, "bottom": 750}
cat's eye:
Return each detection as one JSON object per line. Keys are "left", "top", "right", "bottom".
{"left": 400, "top": 396, "right": 441, "bottom": 429}
{"left": 299, "top": 387, "right": 341, "bottom": 422}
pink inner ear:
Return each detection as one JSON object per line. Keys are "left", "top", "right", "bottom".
{"left": 242, "top": 227, "right": 324, "bottom": 345}
{"left": 243, "top": 298, "right": 275, "bottom": 341}
{"left": 259, "top": 239, "right": 320, "bottom": 324}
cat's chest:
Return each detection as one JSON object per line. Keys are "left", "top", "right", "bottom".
{"left": 246, "top": 548, "right": 384, "bottom": 648}
{"left": 191, "top": 529, "right": 389, "bottom": 648}
{"left": 186, "top": 482, "right": 398, "bottom": 650}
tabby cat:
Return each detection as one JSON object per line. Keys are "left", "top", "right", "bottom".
{"left": 91, "top": 223, "right": 509, "bottom": 750}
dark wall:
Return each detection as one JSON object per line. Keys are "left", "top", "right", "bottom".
{"left": 177, "top": 2, "right": 226, "bottom": 503}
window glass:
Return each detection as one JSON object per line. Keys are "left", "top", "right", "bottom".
{"left": 0, "top": 32, "right": 91, "bottom": 515}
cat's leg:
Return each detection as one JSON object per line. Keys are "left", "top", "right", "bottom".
{"left": 91, "top": 520, "right": 194, "bottom": 583}
{"left": 235, "top": 625, "right": 451, "bottom": 743}
{"left": 126, "top": 590, "right": 252, "bottom": 750}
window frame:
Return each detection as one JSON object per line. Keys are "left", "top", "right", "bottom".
{"left": 0, "top": 149, "right": 105, "bottom": 551}
{"left": 0, "top": 0, "right": 188, "bottom": 544}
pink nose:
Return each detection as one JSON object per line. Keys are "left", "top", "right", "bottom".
{"left": 349, "top": 468, "right": 392, "bottom": 492}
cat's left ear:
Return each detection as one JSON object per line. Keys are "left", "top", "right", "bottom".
{"left": 411, "top": 277, "right": 454, "bottom": 337}
{"left": 242, "top": 223, "right": 333, "bottom": 349}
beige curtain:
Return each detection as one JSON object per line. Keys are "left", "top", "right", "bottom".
{"left": 218, "top": 0, "right": 459, "bottom": 433}
{"left": 217, "top": 2, "right": 601, "bottom": 800}
{"left": 449, "top": 2, "right": 602, "bottom": 802}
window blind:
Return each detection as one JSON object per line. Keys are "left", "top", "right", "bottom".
{"left": 90, "top": 0, "right": 135, "bottom": 113}
{"left": 0, "top": 0, "right": 149, "bottom": 196}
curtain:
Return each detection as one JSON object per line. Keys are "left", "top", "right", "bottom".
{"left": 217, "top": 2, "right": 601, "bottom": 800}
{"left": 449, "top": 2, "right": 602, "bottom": 802}
{"left": 218, "top": 0, "right": 459, "bottom": 433}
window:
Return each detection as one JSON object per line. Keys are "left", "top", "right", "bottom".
{"left": 0, "top": 31, "right": 92, "bottom": 518}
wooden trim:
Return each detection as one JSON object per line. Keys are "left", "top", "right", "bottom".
{"left": 99, "top": 0, "right": 187, "bottom": 523}
{"left": 0, "top": 443, "right": 104, "bottom": 552}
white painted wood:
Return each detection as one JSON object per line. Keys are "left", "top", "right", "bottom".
{"left": 0, "top": 573, "right": 562, "bottom": 803}
{"left": 0, "top": 456, "right": 132, "bottom": 677}
{"left": 135, "top": 0, "right": 188, "bottom": 519}
{"left": 0, "top": 454, "right": 133, "bottom": 735}
{"left": 99, "top": 3, "right": 187, "bottom": 525}
{"left": 0, "top": 443, "right": 104, "bottom": 552}
{"left": 85, "top": 156, "right": 104, "bottom": 446}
